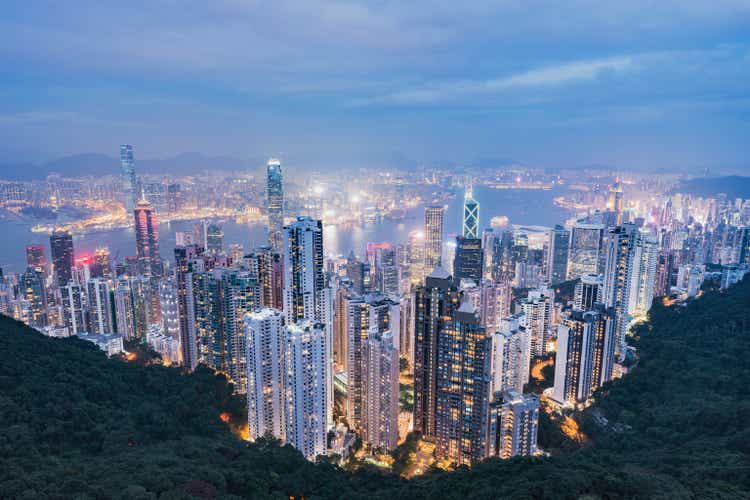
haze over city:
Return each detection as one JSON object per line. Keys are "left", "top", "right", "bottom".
{"left": 2, "top": 1, "right": 749, "bottom": 172}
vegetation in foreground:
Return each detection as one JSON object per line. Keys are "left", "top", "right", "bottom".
{"left": 2, "top": 279, "right": 750, "bottom": 498}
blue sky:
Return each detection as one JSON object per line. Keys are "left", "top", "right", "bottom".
{"left": 1, "top": 1, "right": 749, "bottom": 172}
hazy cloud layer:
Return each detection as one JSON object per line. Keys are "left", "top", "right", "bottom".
{"left": 1, "top": 1, "right": 749, "bottom": 171}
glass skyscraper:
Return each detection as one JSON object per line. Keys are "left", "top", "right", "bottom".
{"left": 266, "top": 158, "right": 284, "bottom": 252}
{"left": 120, "top": 144, "right": 138, "bottom": 213}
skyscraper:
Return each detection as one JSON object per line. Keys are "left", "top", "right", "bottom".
{"left": 266, "top": 158, "right": 284, "bottom": 252}
{"left": 174, "top": 244, "right": 201, "bottom": 370}
{"left": 435, "top": 296, "right": 491, "bottom": 465}
{"left": 25, "top": 245, "right": 46, "bottom": 275}
{"left": 413, "top": 267, "right": 460, "bottom": 440}
{"left": 61, "top": 282, "right": 86, "bottom": 334}
{"left": 490, "top": 315, "right": 531, "bottom": 396}
{"left": 519, "top": 288, "right": 554, "bottom": 358}
{"left": 545, "top": 225, "right": 570, "bottom": 285}
{"left": 134, "top": 199, "right": 162, "bottom": 277}
{"left": 568, "top": 222, "right": 605, "bottom": 280}
{"left": 245, "top": 308, "right": 285, "bottom": 442}
{"left": 206, "top": 222, "right": 224, "bottom": 254}
{"left": 86, "top": 278, "right": 113, "bottom": 334}
{"left": 284, "top": 320, "right": 329, "bottom": 460}
{"left": 50, "top": 229, "right": 74, "bottom": 287}
{"left": 120, "top": 144, "right": 138, "bottom": 213}
{"left": 453, "top": 236, "right": 483, "bottom": 283}
{"left": 462, "top": 186, "right": 480, "bottom": 239}
{"left": 424, "top": 205, "right": 445, "bottom": 271}
{"left": 488, "top": 391, "right": 539, "bottom": 459}
{"left": 361, "top": 328, "right": 399, "bottom": 451}
{"left": 283, "top": 217, "right": 326, "bottom": 324}
{"left": 574, "top": 273, "right": 602, "bottom": 311}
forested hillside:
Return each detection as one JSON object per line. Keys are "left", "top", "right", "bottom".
{"left": 1, "top": 279, "right": 749, "bottom": 499}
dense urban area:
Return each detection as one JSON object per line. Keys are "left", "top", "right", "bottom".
{"left": 1, "top": 149, "right": 749, "bottom": 497}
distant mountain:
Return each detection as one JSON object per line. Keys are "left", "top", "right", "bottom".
{"left": 675, "top": 175, "right": 750, "bottom": 199}
{"left": 0, "top": 152, "right": 259, "bottom": 180}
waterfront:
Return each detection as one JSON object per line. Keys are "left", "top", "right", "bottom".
{"left": 0, "top": 185, "right": 572, "bottom": 273}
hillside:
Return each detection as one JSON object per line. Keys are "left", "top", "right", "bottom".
{"left": 1, "top": 279, "right": 750, "bottom": 498}
{"left": 674, "top": 175, "right": 750, "bottom": 199}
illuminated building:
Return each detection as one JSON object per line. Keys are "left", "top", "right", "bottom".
{"left": 361, "top": 328, "right": 399, "bottom": 451}
{"left": 345, "top": 293, "right": 399, "bottom": 431}
{"left": 206, "top": 222, "right": 224, "bottom": 254}
{"left": 50, "top": 229, "right": 74, "bottom": 287}
{"left": 174, "top": 244, "right": 202, "bottom": 370}
{"left": 345, "top": 251, "right": 371, "bottom": 295}
{"left": 482, "top": 229, "right": 495, "bottom": 280}
{"left": 453, "top": 236, "right": 483, "bottom": 283}
{"left": 413, "top": 267, "right": 460, "bottom": 440}
{"left": 551, "top": 306, "right": 615, "bottom": 405}
{"left": 545, "top": 225, "right": 569, "bottom": 285}
{"left": 61, "top": 282, "right": 86, "bottom": 334}
{"left": 92, "top": 247, "right": 112, "bottom": 281}
{"left": 113, "top": 281, "right": 135, "bottom": 340}
{"left": 407, "top": 230, "right": 426, "bottom": 285}
{"left": 490, "top": 314, "right": 530, "bottom": 395}
{"left": 283, "top": 217, "right": 327, "bottom": 325}
{"left": 20, "top": 267, "right": 47, "bottom": 329}
{"left": 479, "top": 279, "right": 512, "bottom": 332}
{"left": 245, "top": 308, "right": 285, "bottom": 442}
{"left": 488, "top": 391, "right": 539, "bottom": 459}
{"left": 120, "top": 144, "right": 138, "bottom": 212}
{"left": 159, "top": 279, "right": 181, "bottom": 342}
{"left": 519, "top": 288, "right": 554, "bottom": 357}
{"left": 25, "top": 244, "right": 46, "bottom": 276}
{"left": 284, "top": 320, "right": 329, "bottom": 460}
{"left": 434, "top": 296, "right": 490, "bottom": 465}
{"left": 86, "top": 278, "right": 113, "bottom": 334}
{"left": 424, "top": 205, "right": 445, "bottom": 271}
{"left": 568, "top": 222, "right": 605, "bottom": 280}
{"left": 134, "top": 199, "right": 163, "bottom": 277}
{"left": 462, "top": 186, "right": 479, "bottom": 239}
{"left": 250, "top": 246, "right": 283, "bottom": 310}
{"left": 266, "top": 158, "right": 284, "bottom": 252}
{"left": 574, "top": 273, "right": 602, "bottom": 311}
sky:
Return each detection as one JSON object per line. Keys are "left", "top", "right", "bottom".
{"left": 1, "top": 1, "right": 749, "bottom": 172}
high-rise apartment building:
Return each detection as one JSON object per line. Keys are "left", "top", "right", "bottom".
{"left": 488, "top": 391, "right": 539, "bottom": 459}
{"left": 519, "top": 288, "right": 554, "bottom": 358}
{"left": 283, "top": 217, "right": 326, "bottom": 324}
{"left": 86, "top": 278, "right": 112, "bottom": 334}
{"left": 361, "top": 328, "right": 399, "bottom": 451}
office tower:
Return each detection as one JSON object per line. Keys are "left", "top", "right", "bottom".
{"left": 333, "top": 284, "right": 353, "bottom": 371}
{"left": 61, "top": 282, "right": 86, "bottom": 334}
{"left": 25, "top": 245, "right": 46, "bottom": 275}
{"left": 492, "top": 230, "right": 515, "bottom": 281}
{"left": 399, "top": 292, "right": 414, "bottom": 364}
{"left": 206, "top": 222, "right": 224, "bottom": 254}
{"left": 134, "top": 199, "right": 162, "bottom": 277}
{"left": 50, "top": 229, "right": 74, "bottom": 287}
{"left": 568, "top": 222, "right": 605, "bottom": 280}
{"left": 92, "top": 247, "right": 112, "bottom": 281}
{"left": 490, "top": 315, "right": 531, "bottom": 396}
{"left": 345, "top": 251, "right": 371, "bottom": 295}
{"left": 462, "top": 186, "right": 479, "bottom": 239}
{"left": 245, "top": 308, "right": 285, "bottom": 442}
{"left": 174, "top": 244, "right": 201, "bottom": 370}
{"left": 120, "top": 144, "right": 138, "bottom": 213}
{"left": 488, "top": 391, "right": 539, "bottom": 459}
{"left": 267, "top": 158, "right": 284, "bottom": 252}
{"left": 443, "top": 239, "right": 457, "bottom": 276}
{"left": 370, "top": 244, "right": 399, "bottom": 296}
{"left": 159, "top": 279, "right": 181, "bottom": 342}
{"left": 519, "top": 288, "right": 554, "bottom": 358}
{"left": 546, "top": 225, "right": 570, "bottom": 285}
{"left": 283, "top": 217, "right": 326, "bottom": 324}
{"left": 167, "top": 183, "right": 182, "bottom": 214}
{"left": 408, "top": 230, "right": 426, "bottom": 285}
{"left": 435, "top": 297, "right": 491, "bottom": 465}
{"left": 86, "top": 278, "right": 112, "bottom": 334}
{"left": 361, "top": 328, "right": 399, "bottom": 451}
{"left": 113, "top": 281, "right": 135, "bottom": 340}
{"left": 626, "top": 231, "right": 658, "bottom": 318}
{"left": 574, "top": 273, "right": 602, "bottom": 311}
{"left": 453, "top": 236, "right": 483, "bottom": 283}
{"left": 413, "top": 267, "right": 460, "bottom": 440}
{"left": 345, "top": 293, "right": 400, "bottom": 431}
{"left": 284, "top": 320, "right": 329, "bottom": 460}
{"left": 424, "top": 206, "right": 445, "bottom": 271}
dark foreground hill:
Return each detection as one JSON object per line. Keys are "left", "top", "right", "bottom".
{"left": 2, "top": 280, "right": 750, "bottom": 499}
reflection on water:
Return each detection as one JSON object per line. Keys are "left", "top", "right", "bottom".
{"left": 0, "top": 186, "right": 571, "bottom": 273}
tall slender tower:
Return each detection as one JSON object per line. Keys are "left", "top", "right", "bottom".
{"left": 86, "top": 278, "right": 113, "bottom": 334}
{"left": 50, "top": 229, "right": 75, "bottom": 287}
{"left": 462, "top": 185, "right": 480, "bottom": 239}
{"left": 120, "top": 145, "right": 138, "bottom": 212}
{"left": 134, "top": 199, "right": 162, "bottom": 277}
{"left": 424, "top": 205, "right": 445, "bottom": 271}
{"left": 283, "top": 217, "right": 326, "bottom": 324}
{"left": 266, "top": 158, "right": 284, "bottom": 252}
